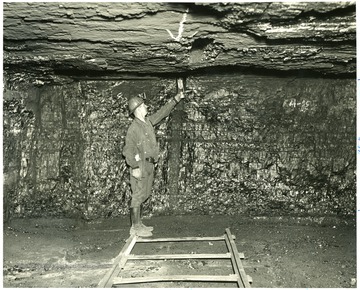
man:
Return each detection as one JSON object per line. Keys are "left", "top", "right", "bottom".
{"left": 123, "top": 80, "right": 185, "bottom": 237}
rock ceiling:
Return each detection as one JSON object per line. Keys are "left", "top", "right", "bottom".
{"left": 3, "top": 2, "right": 356, "bottom": 84}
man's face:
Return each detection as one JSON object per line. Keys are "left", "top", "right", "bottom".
{"left": 137, "top": 102, "right": 148, "bottom": 116}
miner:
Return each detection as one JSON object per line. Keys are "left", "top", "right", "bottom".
{"left": 123, "top": 80, "right": 185, "bottom": 237}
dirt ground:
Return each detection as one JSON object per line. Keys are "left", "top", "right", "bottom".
{"left": 3, "top": 214, "right": 356, "bottom": 288}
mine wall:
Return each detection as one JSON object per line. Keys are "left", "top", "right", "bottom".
{"left": 3, "top": 73, "right": 355, "bottom": 219}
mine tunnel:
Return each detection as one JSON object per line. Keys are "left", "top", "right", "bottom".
{"left": 3, "top": 2, "right": 356, "bottom": 288}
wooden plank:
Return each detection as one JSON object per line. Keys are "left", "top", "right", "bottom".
{"left": 225, "top": 228, "right": 251, "bottom": 288}
{"left": 99, "top": 228, "right": 250, "bottom": 288}
{"left": 113, "top": 274, "right": 239, "bottom": 285}
{"left": 224, "top": 234, "right": 243, "bottom": 287}
{"left": 137, "top": 235, "right": 226, "bottom": 243}
{"left": 97, "top": 235, "right": 137, "bottom": 288}
{"left": 128, "top": 253, "right": 231, "bottom": 260}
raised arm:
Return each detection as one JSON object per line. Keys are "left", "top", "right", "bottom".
{"left": 149, "top": 79, "right": 185, "bottom": 126}
{"left": 148, "top": 98, "right": 178, "bottom": 126}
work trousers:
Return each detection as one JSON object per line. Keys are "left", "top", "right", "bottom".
{"left": 130, "top": 161, "right": 154, "bottom": 208}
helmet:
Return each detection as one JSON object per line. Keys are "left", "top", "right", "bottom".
{"left": 128, "top": 96, "right": 144, "bottom": 113}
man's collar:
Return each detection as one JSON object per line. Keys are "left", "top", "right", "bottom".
{"left": 135, "top": 117, "right": 147, "bottom": 124}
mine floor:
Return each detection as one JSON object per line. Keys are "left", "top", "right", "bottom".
{"left": 3, "top": 214, "right": 356, "bottom": 288}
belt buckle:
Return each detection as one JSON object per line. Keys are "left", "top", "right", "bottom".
{"left": 146, "top": 157, "right": 154, "bottom": 163}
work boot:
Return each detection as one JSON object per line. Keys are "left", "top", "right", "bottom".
{"left": 130, "top": 225, "right": 153, "bottom": 237}
{"left": 140, "top": 221, "right": 153, "bottom": 231}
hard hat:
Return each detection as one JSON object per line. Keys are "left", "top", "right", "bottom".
{"left": 128, "top": 96, "right": 144, "bottom": 113}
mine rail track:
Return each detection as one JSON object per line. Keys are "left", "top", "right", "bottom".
{"left": 98, "top": 228, "right": 252, "bottom": 288}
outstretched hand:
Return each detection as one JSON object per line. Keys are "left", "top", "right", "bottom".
{"left": 177, "top": 78, "right": 184, "bottom": 91}
{"left": 175, "top": 78, "right": 185, "bottom": 102}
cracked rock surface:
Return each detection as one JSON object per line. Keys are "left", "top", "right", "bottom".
{"left": 3, "top": 2, "right": 355, "bottom": 84}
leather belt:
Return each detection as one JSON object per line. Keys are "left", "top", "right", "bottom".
{"left": 145, "top": 157, "right": 156, "bottom": 164}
